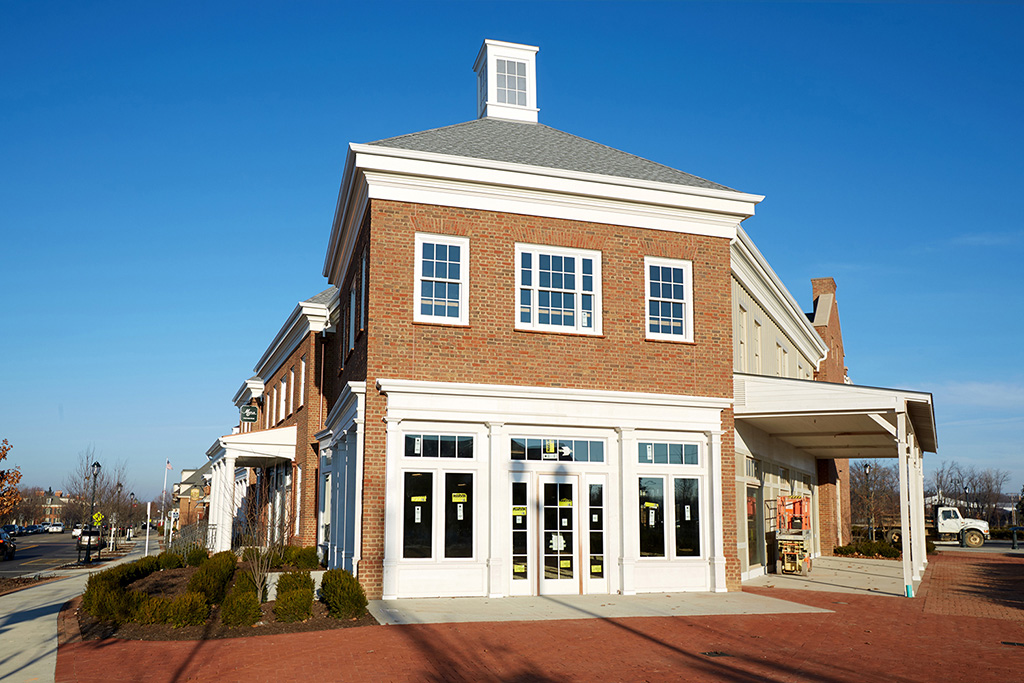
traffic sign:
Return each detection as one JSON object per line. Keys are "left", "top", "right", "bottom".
{"left": 93, "top": 512, "right": 104, "bottom": 524}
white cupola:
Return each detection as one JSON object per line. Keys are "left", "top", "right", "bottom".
{"left": 473, "top": 39, "right": 539, "bottom": 123}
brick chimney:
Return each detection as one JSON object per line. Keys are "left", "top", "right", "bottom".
{"left": 809, "top": 277, "right": 848, "bottom": 384}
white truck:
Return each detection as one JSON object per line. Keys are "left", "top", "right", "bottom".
{"left": 883, "top": 506, "right": 990, "bottom": 548}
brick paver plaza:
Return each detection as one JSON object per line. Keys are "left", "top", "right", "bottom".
{"left": 56, "top": 552, "right": 1024, "bottom": 682}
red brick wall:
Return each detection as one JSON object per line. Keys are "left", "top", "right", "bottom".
{"left": 238, "top": 331, "right": 324, "bottom": 548}
{"left": 355, "top": 199, "right": 737, "bottom": 597}
{"left": 810, "top": 277, "right": 852, "bottom": 551}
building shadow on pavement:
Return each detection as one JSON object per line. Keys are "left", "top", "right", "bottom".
{"left": 389, "top": 595, "right": 864, "bottom": 683}
{"left": 954, "top": 555, "right": 1024, "bottom": 613}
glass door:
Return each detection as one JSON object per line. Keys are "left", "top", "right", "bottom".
{"left": 538, "top": 475, "right": 579, "bottom": 595}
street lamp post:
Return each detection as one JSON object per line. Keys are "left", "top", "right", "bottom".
{"left": 85, "top": 461, "right": 101, "bottom": 563}
{"left": 863, "top": 463, "right": 873, "bottom": 541}
{"left": 129, "top": 492, "right": 135, "bottom": 539}
{"left": 111, "top": 482, "right": 122, "bottom": 551}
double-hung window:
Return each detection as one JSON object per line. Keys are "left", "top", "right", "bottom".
{"left": 516, "top": 244, "right": 601, "bottom": 334}
{"left": 644, "top": 257, "right": 693, "bottom": 342}
{"left": 414, "top": 234, "right": 469, "bottom": 325}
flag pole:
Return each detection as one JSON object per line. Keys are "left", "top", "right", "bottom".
{"left": 161, "top": 459, "right": 170, "bottom": 547}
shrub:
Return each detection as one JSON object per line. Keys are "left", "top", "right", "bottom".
{"left": 158, "top": 551, "right": 184, "bottom": 570}
{"left": 926, "top": 539, "right": 937, "bottom": 555}
{"left": 186, "top": 551, "right": 237, "bottom": 605}
{"left": 833, "top": 540, "right": 900, "bottom": 559}
{"left": 82, "top": 557, "right": 161, "bottom": 622}
{"left": 319, "top": 569, "right": 367, "bottom": 619}
{"left": 274, "top": 587, "right": 313, "bottom": 623}
{"left": 186, "top": 547, "right": 210, "bottom": 567}
{"left": 134, "top": 595, "right": 172, "bottom": 624}
{"left": 168, "top": 592, "right": 209, "bottom": 627}
{"left": 276, "top": 570, "right": 313, "bottom": 597}
{"left": 220, "top": 586, "right": 262, "bottom": 627}
{"left": 292, "top": 546, "right": 321, "bottom": 570}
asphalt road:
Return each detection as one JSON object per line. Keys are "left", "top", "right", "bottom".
{"left": 0, "top": 531, "right": 84, "bottom": 577}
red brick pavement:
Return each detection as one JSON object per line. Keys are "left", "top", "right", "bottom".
{"left": 56, "top": 552, "right": 1024, "bottom": 683}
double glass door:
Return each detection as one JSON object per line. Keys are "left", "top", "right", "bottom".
{"left": 510, "top": 474, "right": 580, "bottom": 595}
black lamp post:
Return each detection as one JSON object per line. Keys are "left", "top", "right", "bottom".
{"left": 113, "top": 482, "right": 122, "bottom": 550}
{"left": 85, "top": 461, "right": 101, "bottom": 563}
{"left": 863, "top": 462, "right": 873, "bottom": 541}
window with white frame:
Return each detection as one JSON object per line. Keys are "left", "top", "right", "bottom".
{"left": 349, "top": 289, "right": 356, "bottom": 351}
{"left": 753, "top": 321, "right": 763, "bottom": 373}
{"left": 414, "top": 234, "right": 469, "bottom": 325}
{"left": 738, "top": 305, "right": 747, "bottom": 372}
{"left": 288, "top": 368, "right": 295, "bottom": 414}
{"left": 516, "top": 244, "right": 601, "bottom": 334}
{"left": 299, "top": 356, "right": 306, "bottom": 408}
{"left": 278, "top": 379, "right": 286, "bottom": 421}
{"left": 360, "top": 249, "right": 367, "bottom": 330}
{"left": 644, "top": 257, "right": 693, "bottom": 342}
{"left": 496, "top": 58, "right": 527, "bottom": 106}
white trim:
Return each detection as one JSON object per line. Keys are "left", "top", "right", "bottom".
{"left": 323, "top": 143, "right": 762, "bottom": 286}
{"left": 253, "top": 291, "right": 338, "bottom": 384}
{"left": 644, "top": 256, "right": 694, "bottom": 342}
{"left": 414, "top": 233, "right": 470, "bottom": 326}
{"left": 233, "top": 376, "right": 265, "bottom": 408}
{"left": 731, "top": 228, "right": 828, "bottom": 366}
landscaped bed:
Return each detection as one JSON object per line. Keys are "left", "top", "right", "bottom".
{"left": 74, "top": 547, "right": 377, "bottom": 641}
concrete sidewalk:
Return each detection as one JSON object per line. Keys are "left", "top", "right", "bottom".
{"left": 745, "top": 555, "right": 918, "bottom": 597}
{"left": 370, "top": 588, "right": 829, "bottom": 625}
{"left": 0, "top": 544, "right": 145, "bottom": 683}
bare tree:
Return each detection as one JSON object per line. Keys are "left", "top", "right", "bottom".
{"left": 11, "top": 486, "right": 45, "bottom": 525}
{"left": 61, "top": 448, "right": 133, "bottom": 529}
{"left": 929, "top": 460, "right": 1011, "bottom": 527}
{"left": 236, "top": 468, "right": 295, "bottom": 602}
{"left": 0, "top": 439, "right": 22, "bottom": 520}
{"left": 850, "top": 460, "right": 900, "bottom": 539}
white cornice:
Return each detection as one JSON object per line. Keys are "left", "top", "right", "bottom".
{"left": 321, "top": 381, "right": 367, "bottom": 438}
{"left": 254, "top": 291, "right": 339, "bottom": 383}
{"left": 232, "top": 377, "right": 265, "bottom": 408}
{"left": 323, "top": 142, "right": 764, "bottom": 287}
{"left": 731, "top": 227, "right": 828, "bottom": 364}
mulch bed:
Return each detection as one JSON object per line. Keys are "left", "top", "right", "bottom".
{"left": 0, "top": 575, "right": 60, "bottom": 596}
{"left": 73, "top": 566, "right": 378, "bottom": 641}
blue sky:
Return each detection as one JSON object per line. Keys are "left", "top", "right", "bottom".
{"left": 2, "top": 1, "right": 1022, "bottom": 500}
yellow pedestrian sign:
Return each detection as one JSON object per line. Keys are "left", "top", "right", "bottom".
{"left": 93, "top": 512, "right": 104, "bottom": 525}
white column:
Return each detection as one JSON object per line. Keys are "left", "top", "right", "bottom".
{"left": 617, "top": 427, "right": 638, "bottom": 595}
{"left": 896, "top": 411, "right": 914, "bottom": 597}
{"left": 708, "top": 430, "right": 728, "bottom": 592}
{"left": 913, "top": 445, "right": 928, "bottom": 571}
{"left": 485, "top": 422, "right": 507, "bottom": 597}
{"left": 908, "top": 437, "right": 922, "bottom": 582}
{"left": 215, "top": 456, "right": 235, "bottom": 553}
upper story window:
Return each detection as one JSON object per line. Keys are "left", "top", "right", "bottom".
{"left": 516, "top": 244, "right": 601, "bottom": 335}
{"left": 414, "top": 233, "right": 469, "bottom": 325}
{"left": 645, "top": 257, "right": 693, "bottom": 342}
{"left": 496, "top": 59, "right": 527, "bottom": 106}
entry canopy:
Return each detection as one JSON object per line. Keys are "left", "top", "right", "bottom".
{"left": 733, "top": 374, "right": 937, "bottom": 458}
{"left": 206, "top": 425, "right": 297, "bottom": 468}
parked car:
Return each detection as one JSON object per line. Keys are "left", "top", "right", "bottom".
{"left": 76, "top": 528, "right": 102, "bottom": 555}
{"left": 48, "top": 522, "right": 65, "bottom": 533}
{"left": 1, "top": 524, "right": 17, "bottom": 537}
{"left": 27, "top": 524, "right": 45, "bottom": 535}
{"left": 0, "top": 530, "right": 16, "bottom": 560}
{"left": 71, "top": 524, "right": 83, "bottom": 538}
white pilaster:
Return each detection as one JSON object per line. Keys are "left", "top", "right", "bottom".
{"left": 485, "top": 422, "right": 507, "bottom": 597}
{"left": 708, "top": 430, "right": 728, "bottom": 592}
{"left": 617, "top": 427, "right": 638, "bottom": 595}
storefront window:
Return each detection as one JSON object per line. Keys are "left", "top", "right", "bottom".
{"left": 444, "top": 473, "right": 473, "bottom": 558}
{"left": 403, "top": 472, "right": 432, "bottom": 558}
{"left": 639, "top": 477, "right": 665, "bottom": 557}
{"left": 674, "top": 478, "right": 700, "bottom": 557}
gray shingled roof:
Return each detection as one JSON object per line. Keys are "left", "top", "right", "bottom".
{"left": 304, "top": 287, "right": 336, "bottom": 305}
{"left": 367, "top": 118, "right": 733, "bottom": 192}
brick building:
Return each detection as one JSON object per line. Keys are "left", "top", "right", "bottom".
{"left": 207, "top": 39, "right": 936, "bottom": 600}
